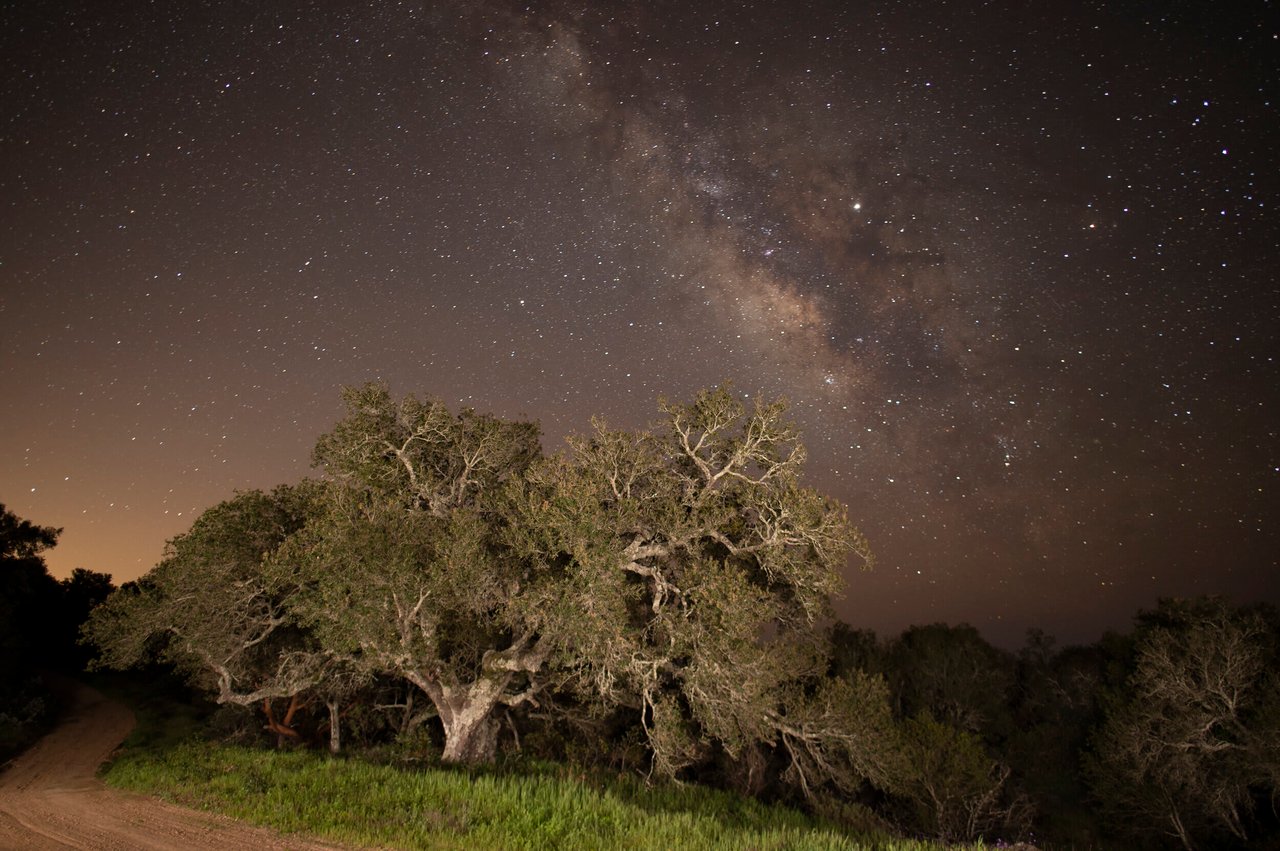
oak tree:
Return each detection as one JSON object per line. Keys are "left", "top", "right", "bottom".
{"left": 85, "top": 483, "right": 334, "bottom": 732}
{"left": 1085, "top": 598, "right": 1280, "bottom": 850}
{"left": 510, "top": 386, "right": 880, "bottom": 787}
{"left": 272, "top": 384, "right": 548, "bottom": 764}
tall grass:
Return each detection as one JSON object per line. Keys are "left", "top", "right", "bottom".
{"left": 103, "top": 741, "right": 981, "bottom": 851}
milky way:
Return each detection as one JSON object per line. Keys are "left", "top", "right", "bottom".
{"left": 2, "top": 0, "right": 1275, "bottom": 645}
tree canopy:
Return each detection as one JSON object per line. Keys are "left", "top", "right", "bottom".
{"left": 272, "top": 383, "right": 549, "bottom": 763}
{"left": 507, "top": 386, "right": 875, "bottom": 780}
{"left": 85, "top": 483, "right": 329, "bottom": 709}
{"left": 87, "top": 384, "right": 888, "bottom": 789}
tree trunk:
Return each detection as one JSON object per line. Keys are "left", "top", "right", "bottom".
{"left": 440, "top": 704, "right": 500, "bottom": 763}
{"left": 401, "top": 642, "right": 545, "bottom": 765}
{"left": 326, "top": 699, "right": 341, "bottom": 754}
{"left": 263, "top": 695, "right": 304, "bottom": 748}
{"left": 410, "top": 676, "right": 508, "bottom": 765}
{"left": 1169, "top": 803, "right": 1196, "bottom": 851}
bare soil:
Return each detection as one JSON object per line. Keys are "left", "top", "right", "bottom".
{"left": 0, "top": 676, "right": 351, "bottom": 850}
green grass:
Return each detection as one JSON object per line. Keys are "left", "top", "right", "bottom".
{"left": 95, "top": 675, "right": 980, "bottom": 850}
{"left": 102, "top": 741, "right": 983, "bottom": 851}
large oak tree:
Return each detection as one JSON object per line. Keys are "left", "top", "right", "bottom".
{"left": 272, "top": 383, "right": 548, "bottom": 764}
{"left": 90, "top": 383, "right": 889, "bottom": 783}
{"left": 508, "top": 386, "right": 885, "bottom": 786}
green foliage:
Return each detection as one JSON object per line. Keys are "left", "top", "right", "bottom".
{"left": 278, "top": 382, "right": 549, "bottom": 763}
{"left": 511, "top": 386, "right": 878, "bottom": 790}
{"left": 893, "top": 714, "right": 1020, "bottom": 843}
{"left": 312, "top": 382, "right": 541, "bottom": 512}
{"left": 84, "top": 483, "right": 329, "bottom": 707}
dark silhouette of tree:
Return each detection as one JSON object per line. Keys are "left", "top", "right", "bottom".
{"left": 0, "top": 504, "right": 113, "bottom": 757}
{"left": 1, "top": 503, "right": 61, "bottom": 665}
{"left": 885, "top": 623, "right": 1016, "bottom": 746}
{"left": 1005, "top": 630, "right": 1113, "bottom": 847}
{"left": 55, "top": 567, "right": 114, "bottom": 668}
{"left": 1085, "top": 597, "right": 1280, "bottom": 850}
{"left": 0, "top": 504, "right": 60, "bottom": 560}
{"left": 1, "top": 504, "right": 61, "bottom": 756}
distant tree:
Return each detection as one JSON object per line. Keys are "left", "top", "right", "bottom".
{"left": 85, "top": 484, "right": 338, "bottom": 739}
{"left": 60, "top": 567, "right": 114, "bottom": 611}
{"left": 54, "top": 568, "right": 114, "bottom": 668}
{"left": 0, "top": 503, "right": 60, "bottom": 561}
{"left": 894, "top": 712, "right": 1025, "bottom": 843}
{"left": 885, "top": 623, "right": 1016, "bottom": 745}
{"left": 829, "top": 622, "right": 885, "bottom": 679}
{"left": 1005, "top": 632, "right": 1112, "bottom": 846}
{"left": 1085, "top": 597, "right": 1280, "bottom": 850}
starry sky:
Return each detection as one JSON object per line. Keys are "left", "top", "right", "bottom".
{"left": 2, "top": 0, "right": 1276, "bottom": 647}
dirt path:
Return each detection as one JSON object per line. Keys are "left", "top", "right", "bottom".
{"left": 0, "top": 677, "right": 352, "bottom": 850}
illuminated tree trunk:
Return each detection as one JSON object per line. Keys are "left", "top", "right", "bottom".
{"left": 440, "top": 702, "right": 501, "bottom": 763}
{"left": 326, "top": 699, "right": 341, "bottom": 754}
{"left": 406, "top": 673, "right": 507, "bottom": 764}
{"left": 440, "top": 677, "right": 508, "bottom": 764}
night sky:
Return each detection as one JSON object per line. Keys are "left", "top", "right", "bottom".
{"left": 3, "top": 1, "right": 1276, "bottom": 647}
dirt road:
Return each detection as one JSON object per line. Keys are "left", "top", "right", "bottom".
{"left": 0, "top": 677, "right": 350, "bottom": 850}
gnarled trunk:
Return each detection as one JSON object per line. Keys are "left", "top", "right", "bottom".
{"left": 404, "top": 672, "right": 509, "bottom": 764}
{"left": 440, "top": 702, "right": 501, "bottom": 763}
{"left": 400, "top": 636, "right": 547, "bottom": 764}
{"left": 438, "top": 678, "right": 506, "bottom": 764}
{"left": 262, "top": 694, "right": 305, "bottom": 749}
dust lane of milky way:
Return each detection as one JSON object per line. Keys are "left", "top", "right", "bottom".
{"left": 1, "top": 0, "right": 1275, "bottom": 646}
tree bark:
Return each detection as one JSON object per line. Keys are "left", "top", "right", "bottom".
{"left": 402, "top": 672, "right": 508, "bottom": 764}
{"left": 438, "top": 677, "right": 507, "bottom": 764}
{"left": 262, "top": 695, "right": 304, "bottom": 748}
{"left": 440, "top": 704, "right": 500, "bottom": 763}
{"left": 400, "top": 636, "right": 546, "bottom": 765}
{"left": 326, "top": 699, "right": 341, "bottom": 754}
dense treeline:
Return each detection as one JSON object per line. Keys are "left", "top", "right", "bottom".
{"left": 0, "top": 503, "right": 114, "bottom": 759}
{"left": 13, "top": 384, "right": 1275, "bottom": 850}
{"left": 831, "top": 607, "right": 1280, "bottom": 849}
